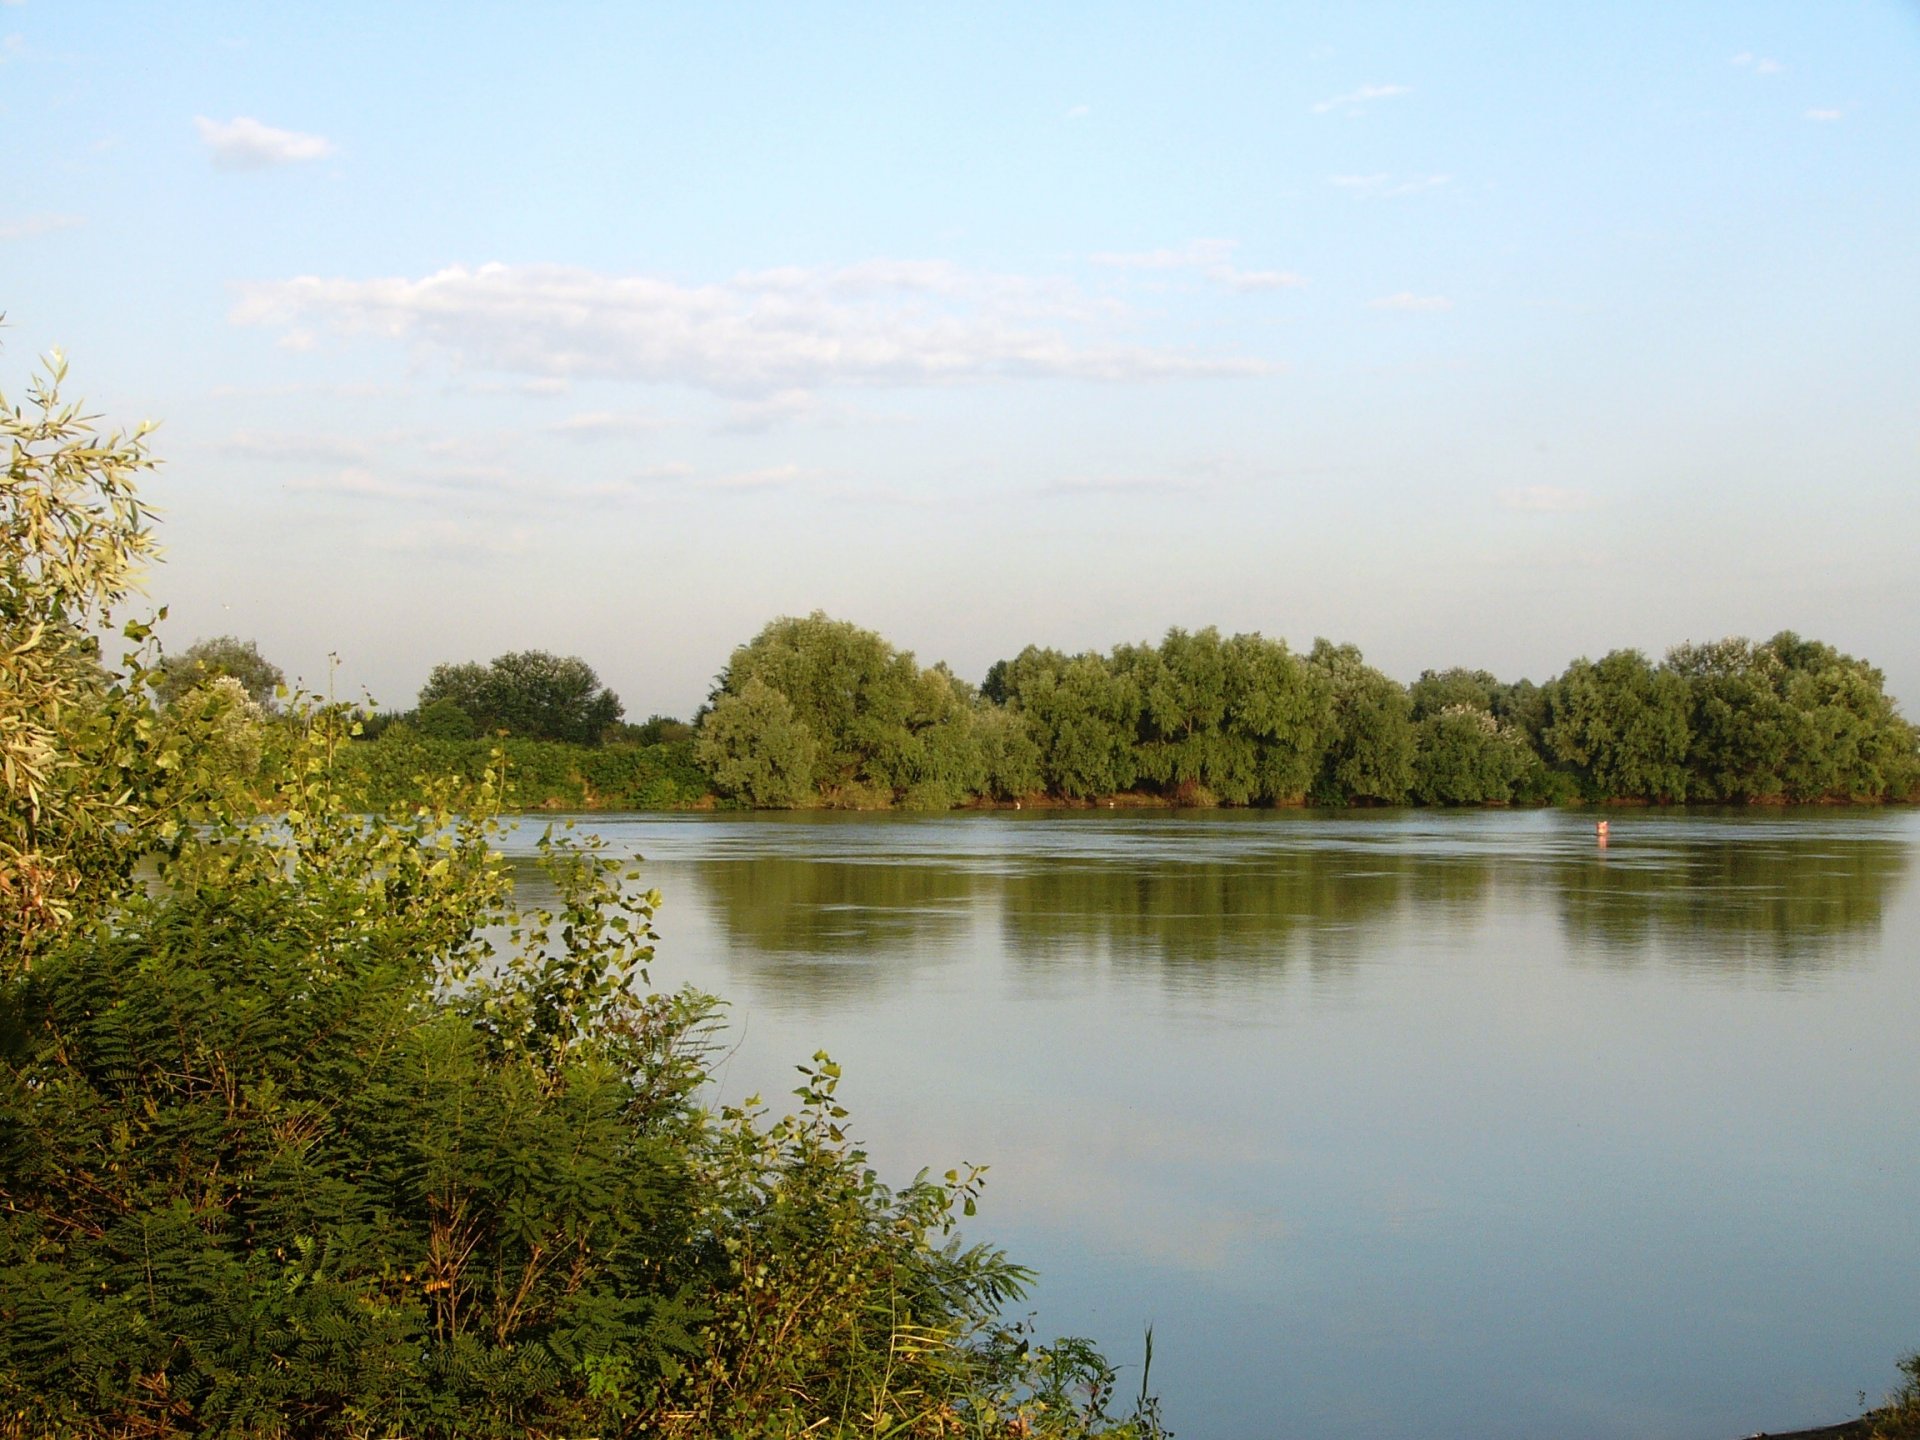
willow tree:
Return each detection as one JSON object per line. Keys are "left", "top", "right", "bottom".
{"left": 1, "top": 348, "right": 167, "bottom": 968}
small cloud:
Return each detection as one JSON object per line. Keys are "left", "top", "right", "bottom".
{"left": 704, "top": 463, "right": 805, "bottom": 492}
{"left": 717, "top": 388, "right": 820, "bottom": 434}
{"left": 1065, "top": 103, "right": 1091, "bottom": 120}
{"left": 1042, "top": 473, "right": 1204, "bottom": 498}
{"left": 0, "top": 2, "right": 25, "bottom": 11}
{"left": 1330, "top": 173, "right": 1453, "bottom": 198}
{"left": 1368, "top": 292, "right": 1453, "bottom": 312}
{"left": 547, "top": 410, "right": 666, "bottom": 439}
{"left": 1311, "top": 83, "right": 1410, "bottom": 115}
{"left": 195, "top": 115, "right": 335, "bottom": 170}
{"left": 1091, "top": 238, "right": 1304, "bottom": 293}
{"left": 1730, "top": 52, "right": 1784, "bottom": 75}
{"left": 275, "top": 328, "right": 316, "bottom": 351}
{"left": 1, "top": 33, "right": 25, "bottom": 60}
{"left": 368, "top": 519, "right": 539, "bottom": 557}
{"left": 223, "top": 430, "right": 369, "bottom": 465}
{"left": 1500, "top": 484, "right": 1593, "bottom": 513}
{"left": 1804, "top": 108, "right": 1843, "bottom": 123}
{"left": 0, "top": 212, "right": 82, "bottom": 241}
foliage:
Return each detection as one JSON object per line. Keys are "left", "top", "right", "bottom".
{"left": 1411, "top": 705, "right": 1533, "bottom": 805}
{"left": 0, "top": 347, "right": 188, "bottom": 969}
{"left": 152, "top": 633, "right": 285, "bottom": 712}
{"left": 331, "top": 733, "right": 713, "bottom": 813}
{"left": 695, "top": 677, "right": 820, "bottom": 809}
{"left": 419, "top": 650, "right": 625, "bottom": 745}
{"left": 1872, "top": 1352, "right": 1920, "bottom": 1440}
{"left": 696, "top": 614, "right": 999, "bottom": 809}
{"left": 415, "top": 695, "right": 479, "bottom": 741}
{"left": 0, "top": 358, "right": 1161, "bottom": 1438}
{"left": 1309, "top": 640, "right": 1414, "bottom": 805}
{"left": 1543, "top": 650, "right": 1692, "bottom": 802}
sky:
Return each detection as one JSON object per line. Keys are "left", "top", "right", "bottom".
{"left": 4, "top": 1, "right": 1919, "bottom": 719}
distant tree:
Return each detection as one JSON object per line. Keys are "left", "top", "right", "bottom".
{"left": 1021, "top": 653, "right": 1141, "bottom": 800}
{"left": 1412, "top": 705, "right": 1533, "bottom": 805}
{"left": 417, "top": 650, "right": 623, "bottom": 745}
{"left": 1310, "top": 640, "right": 1415, "bottom": 804}
{"left": 1409, "top": 667, "right": 1502, "bottom": 720}
{"left": 694, "top": 676, "right": 819, "bottom": 807}
{"left": 698, "top": 613, "right": 987, "bottom": 806}
{"left": 1543, "top": 649, "right": 1692, "bottom": 801}
{"left": 413, "top": 695, "right": 478, "bottom": 741}
{"left": 630, "top": 714, "right": 693, "bottom": 746}
{"left": 153, "top": 634, "right": 285, "bottom": 711}
{"left": 972, "top": 702, "right": 1045, "bottom": 800}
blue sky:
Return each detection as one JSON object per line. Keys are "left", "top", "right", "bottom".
{"left": 5, "top": 1, "right": 1918, "bottom": 717}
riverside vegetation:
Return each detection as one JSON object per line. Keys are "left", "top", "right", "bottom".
{"left": 0, "top": 348, "right": 1167, "bottom": 1436}
{"left": 280, "top": 614, "right": 1918, "bottom": 815}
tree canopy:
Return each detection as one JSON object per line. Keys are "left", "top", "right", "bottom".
{"left": 418, "top": 650, "right": 624, "bottom": 745}
{"left": 153, "top": 634, "right": 285, "bottom": 711}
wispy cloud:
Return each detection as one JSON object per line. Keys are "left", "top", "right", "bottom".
{"left": 195, "top": 115, "right": 335, "bottom": 170}
{"left": 1368, "top": 292, "right": 1453, "bottom": 312}
{"left": 1041, "top": 473, "right": 1207, "bottom": 498}
{"left": 1500, "top": 484, "right": 1594, "bottom": 513}
{"left": 1804, "top": 108, "right": 1843, "bottom": 123}
{"left": 1089, "top": 238, "right": 1305, "bottom": 293}
{"left": 1311, "top": 83, "right": 1411, "bottom": 115}
{"left": 1065, "top": 103, "right": 1091, "bottom": 120}
{"left": 703, "top": 463, "right": 807, "bottom": 492}
{"left": 1330, "top": 173, "right": 1452, "bottom": 198}
{"left": 1729, "top": 52, "right": 1784, "bottom": 76}
{"left": 366, "top": 518, "right": 541, "bottom": 557}
{"left": 222, "top": 430, "right": 370, "bottom": 465}
{"left": 0, "top": 212, "right": 82, "bottom": 241}
{"left": 546, "top": 410, "right": 669, "bottom": 439}
{"left": 234, "top": 260, "right": 1276, "bottom": 398}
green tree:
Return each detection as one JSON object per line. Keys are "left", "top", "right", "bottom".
{"left": 153, "top": 633, "right": 285, "bottom": 711}
{"left": 694, "top": 676, "right": 820, "bottom": 808}
{"left": 1018, "top": 652, "right": 1141, "bottom": 800}
{"left": 1310, "top": 640, "right": 1414, "bottom": 804}
{"left": 1543, "top": 649, "right": 1692, "bottom": 801}
{"left": 1411, "top": 705, "right": 1533, "bottom": 805}
{"left": 419, "top": 650, "right": 624, "bottom": 745}
{"left": 699, "top": 614, "right": 989, "bottom": 808}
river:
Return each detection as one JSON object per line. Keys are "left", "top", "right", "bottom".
{"left": 497, "top": 807, "right": 1920, "bottom": 1440}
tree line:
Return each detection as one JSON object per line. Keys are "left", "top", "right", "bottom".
{"left": 693, "top": 613, "right": 1920, "bottom": 809}
{"left": 158, "top": 616, "right": 1920, "bottom": 811}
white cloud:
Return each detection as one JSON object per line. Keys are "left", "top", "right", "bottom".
{"left": 1368, "top": 292, "right": 1454, "bottom": 312}
{"left": 1066, "top": 103, "right": 1091, "bottom": 120}
{"left": 1729, "top": 52, "right": 1784, "bottom": 75}
{"left": 222, "top": 430, "right": 369, "bottom": 465}
{"left": 1311, "top": 83, "right": 1411, "bottom": 115}
{"left": 194, "top": 115, "right": 335, "bottom": 170}
{"left": 367, "top": 519, "right": 540, "bottom": 557}
{"left": 547, "top": 410, "right": 668, "bottom": 439}
{"left": 1500, "top": 484, "right": 1594, "bottom": 513}
{"left": 1330, "top": 173, "right": 1453, "bottom": 198}
{"left": 1042, "top": 473, "right": 1206, "bottom": 498}
{"left": 233, "top": 260, "right": 1276, "bottom": 398}
{"left": 1804, "top": 108, "right": 1843, "bottom": 123}
{"left": 1090, "top": 239, "right": 1305, "bottom": 292}
{"left": 275, "top": 328, "right": 316, "bottom": 351}
{"left": 0, "top": 212, "right": 82, "bottom": 241}
{"left": 704, "top": 463, "right": 807, "bottom": 492}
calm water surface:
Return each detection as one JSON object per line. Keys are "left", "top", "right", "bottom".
{"left": 498, "top": 808, "right": 1920, "bottom": 1440}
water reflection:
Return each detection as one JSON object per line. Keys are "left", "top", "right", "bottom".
{"left": 523, "top": 812, "right": 1916, "bottom": 996}
{"left": 1550, "top": 836, "right": 1912, "bottom": 975}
